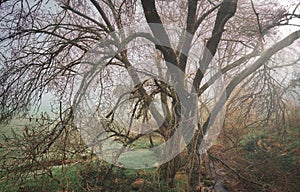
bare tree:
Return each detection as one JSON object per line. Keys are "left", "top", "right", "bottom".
{"left": 1, "top": 0, "right": 300, "bottom": 191}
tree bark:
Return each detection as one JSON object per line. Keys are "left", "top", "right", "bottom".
{"left": 193, "top": 0, "right": 238, "bottom": 93}
{"left": 189, "top": 0, "right": 238, "bottom": 191}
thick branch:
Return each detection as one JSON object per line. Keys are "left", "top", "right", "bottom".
{"left": 193, "top": 0, "right": 238, "bottom": 92}
{"left": 141, "top": 0, "right": 178, "bottom": 67}
{"left": 226, "top": 30, "right": 300, "bottom": 96}
{"left": 202, "top": 30, "right": 300, "bottom": 136}
{"left": 186, "top": 0, "right": 198, "bottom": 34}
{"left": 198, "top": 49, "right": 260, "bottom": 96}
{"left": 90, "top": 0, "right": 115, "bottom": 32}
{"left": 179, "top": 2, "right": 221, "bottom": 72}
{"left": 194, "top": 3, "right": 221, "bottom": 32}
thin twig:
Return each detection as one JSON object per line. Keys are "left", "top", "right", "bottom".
{"left": 250, "top": 0, "right": 265, "bottom": 44}
{"left": 209, "top": 154, "right": 264, "bottom": 187}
